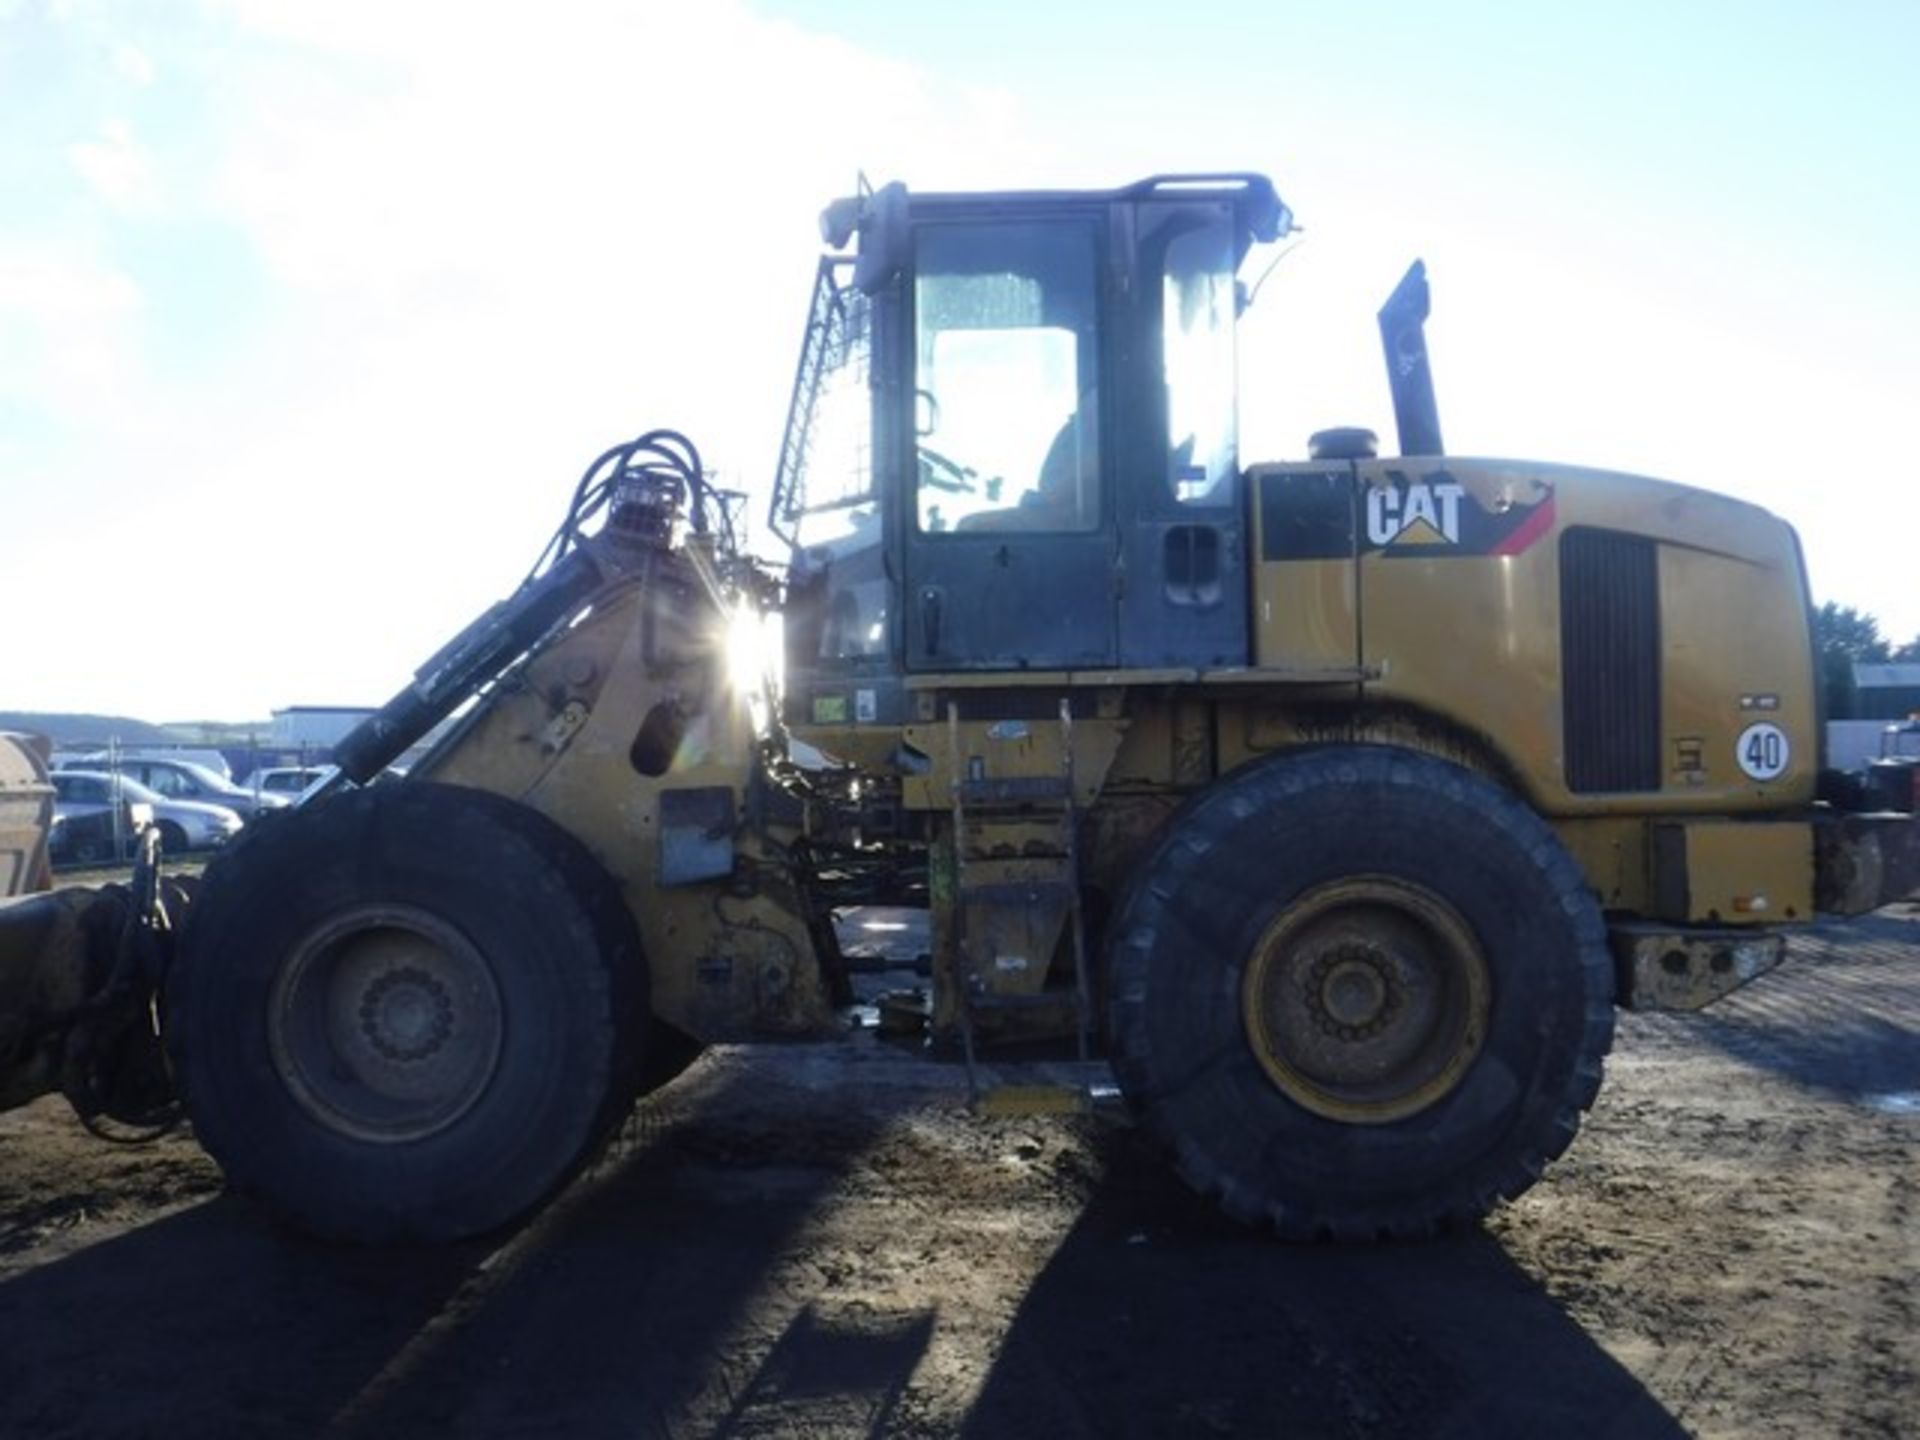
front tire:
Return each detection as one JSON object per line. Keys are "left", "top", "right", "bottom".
{"left": 170, "top": 782, "right": 649, "bottom": 1244}
{"left": 1108, "top": 746, "right": 1613, "bottom": 1239}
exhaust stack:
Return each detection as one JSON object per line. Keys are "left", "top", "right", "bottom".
{"left": 1378, "top": 260, "right": 1445, "bottom": 458}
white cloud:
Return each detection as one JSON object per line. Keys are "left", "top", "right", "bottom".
{"left": 0, "top": 246, "right": 140, "bottom": 316}
{"left": 68, "top": 119, "right": 158, "bottom": 210}
{"left": 3, "top": 0, "right": 1044, "bottom": 718}
{"left": 0, "top": 243, "right": 143, "bottom": 421}
{"left": 109, "top": 41, "right": 152, "bottom": 85}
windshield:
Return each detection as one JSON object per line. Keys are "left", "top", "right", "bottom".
{"left": 771, "top": 258, "right": 873, "bottom": 543}
{"left": 176, "top": 761, "right": 241, "bottom": 793}
{"left": 777, "top": 257, "right": 889, "bottom": 663}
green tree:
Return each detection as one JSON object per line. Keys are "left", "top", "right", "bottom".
{"left": 1815, "top": 602, "right": 1891, "bottom": 719}
{"left": 1895, "top": 636, "right": 1920, "bottom": 664}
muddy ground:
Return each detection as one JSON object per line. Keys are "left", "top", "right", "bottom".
{"left": 1, "top": 906, "right": 1916, "bottom": 1439}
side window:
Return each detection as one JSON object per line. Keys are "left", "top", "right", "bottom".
{"left": 790, "top": 273, "right": 887, "bottom": 662}
{"left": 147, "top": 766, "right": 186, "bottom": 797}
{"left": 913, "top": 222, "right": 1100, "bottom": 535}
{"left": 1160, "top": 215, "right": 1237, "bottom": 506}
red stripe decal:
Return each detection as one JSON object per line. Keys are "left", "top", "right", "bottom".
{"left": 1491, "top": 495, "right": 1556, "bottom": 556}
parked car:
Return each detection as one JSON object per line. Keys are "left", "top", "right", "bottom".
{"left": 47, "top": 777, "right": 155, "bottom": 865}
{"left": 52, "top": 771, "right": 243, "bottom": 854}
{"left": 247, "top": 765, "right": 336, "bottom": 800}
{"left": 1865, "top": 718, "right": 1920, "bottom": 813}
{"left": 47, "top": 809, "right": 137, "bottom": 866}
{"left": 60, "top": 746, "right": 235, "bottom": 779}
{"left": 54, "top": 755, "right": 288, "bottom": 819}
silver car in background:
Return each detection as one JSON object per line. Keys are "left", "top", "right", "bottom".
{"left": 55, "top": 755, "right": 288, "bottom": 820}
{"left": 52, "top": 771, "right": 244, "bottom": 854}
{"left": 248, "top": 765, "right": 337, "bottom": 801}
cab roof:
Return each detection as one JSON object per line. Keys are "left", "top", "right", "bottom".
{"left": 821, "top": 171, "right": 1293, "bottom": 254}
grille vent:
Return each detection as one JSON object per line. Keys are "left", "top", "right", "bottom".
{"left": 1561, "top": 528, "right": 1660, "bottom": 793}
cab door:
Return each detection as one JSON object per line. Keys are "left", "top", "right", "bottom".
{"left": 1116, "top": 201, "right": 1249, "bottom": 668}
{"left": 902, "top": 216, "right": 1116, "bottom": 671}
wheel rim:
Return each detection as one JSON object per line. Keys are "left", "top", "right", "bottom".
{"left": 268, "top": 904, "right": 504, "bottom": 1144}
{"left": 1242, "top": 877, "right": 1490, "bottom": 1124}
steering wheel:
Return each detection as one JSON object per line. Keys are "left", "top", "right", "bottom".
{"left": 917, "top": 445, "right": 979, "bottom": 495}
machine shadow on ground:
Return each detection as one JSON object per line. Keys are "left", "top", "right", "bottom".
{"left": 961, "top": 1125, "right": 1683, "bottom": 1440}
{"left": 0, "top": 1060, "right": 901, "bottom": 1439}
{"left": 1662, "top": 913, "right": 1920, "bottom": 1105}
{"left": 0, "top": 1199, "right": 478, "bottom": 1438}
{"left": 0, "top": 1048, "right": 1686, "bottom": 1440}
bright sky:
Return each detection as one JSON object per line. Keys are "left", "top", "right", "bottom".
{"left": 4, "top": 0, "right": 1916, "bottom": 719}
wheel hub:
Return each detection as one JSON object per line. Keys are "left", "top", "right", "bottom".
{"left": 268, "top": 905, "right": 504, "bottom": 1144}
{"left": 359, "top": 966, "right": 456, "bottom": 1063}
{"left": 1306, "top": 945, "right": 1401, "bottom": 1040}
{"left": 1244, "top": 878, "right": 1490, "bottom": 1124}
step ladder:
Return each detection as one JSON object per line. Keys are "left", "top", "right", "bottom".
{"left": 947, "top": 698, "right": 1096, "bottom": 1113}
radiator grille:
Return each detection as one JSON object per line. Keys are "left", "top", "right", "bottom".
{"left": 1561, "top": 528, "right": 1661, "bottom": 793}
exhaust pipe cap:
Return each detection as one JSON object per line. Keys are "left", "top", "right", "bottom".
{"left": 1308, "top": 427, "right": 1379, "bottom": 462}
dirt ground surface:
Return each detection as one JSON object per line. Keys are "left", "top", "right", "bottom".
{"left": 2, "top": 905, "right": 1916, "bottom": 1439}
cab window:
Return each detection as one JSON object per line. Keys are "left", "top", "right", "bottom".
{"left": 912, "top": 222, "right": 1100, "bottom": 534}
{"left": 793, "top": 276, "right": 886, "bottom": 662}
{"left": 1160, "top": 215, "right": 1237, "bottom": 506}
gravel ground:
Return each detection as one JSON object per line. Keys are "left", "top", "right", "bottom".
{"left": 0, "top": 905, "right": 1915, "bottom": 1439}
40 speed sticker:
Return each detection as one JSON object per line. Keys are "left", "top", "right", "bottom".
{"left": 1736, "top": 722, "right": 1791, "bottom": 780}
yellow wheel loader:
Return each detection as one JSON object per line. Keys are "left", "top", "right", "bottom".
{"left": 4, "top": 174, "right": 1915, "bottom": 1243}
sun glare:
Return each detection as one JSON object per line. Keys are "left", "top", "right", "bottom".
{"left": 725, "top": 605, "right": 784, "bottom": 728}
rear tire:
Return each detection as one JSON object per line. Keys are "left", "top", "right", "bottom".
{"left": 1108, "top": 746, "right": 1613, "bottom": 1239}
{"left": 170, "top": 782, "right": 649, "bottom": 1244}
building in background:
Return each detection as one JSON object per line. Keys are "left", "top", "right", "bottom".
{"left": 1852, "top": 665, "right": 1920, "bottom": 720}
{"left": 1829, "top": 664, "right": 1920, "bottom": 773}
{"left": 271, "top": 706, "right": 377, "bottom": 749}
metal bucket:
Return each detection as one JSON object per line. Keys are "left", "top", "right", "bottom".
{"left": 0, "top": 733, "right": 53, "bottom": 897}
